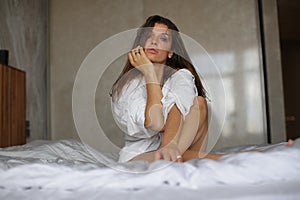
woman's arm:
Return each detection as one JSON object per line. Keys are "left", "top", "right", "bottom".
{"left": 128, "top": 46, "right": 164, "bottom": 132}
{"left": 155, "top": 104, "right": 183, "bottom": 161}
{"left": 160, "top": 104, "right": 182, "bottom": 147}
{"left": 143, "top": 75, "right": 164, "bottom": 132}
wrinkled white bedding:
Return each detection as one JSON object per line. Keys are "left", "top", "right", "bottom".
{"left": 0, "top": 139, "right": 300, "bottom": 200}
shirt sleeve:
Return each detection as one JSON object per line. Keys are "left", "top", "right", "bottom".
{"left": 161, "top": 69, "right": 198, "bottom": 122}
{"left": 112, "top": 78, "right": 158, "bottom": 139}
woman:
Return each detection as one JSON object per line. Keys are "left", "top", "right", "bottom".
{"left": 110, "top": 15, "right": 297, "bottom": 163}
{"left": 111, "top": 15, "right": 222, "bottom": 163}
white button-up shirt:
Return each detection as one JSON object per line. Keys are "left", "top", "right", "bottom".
{"left": 112, "top": 69, "right": 198, "bottom": 162}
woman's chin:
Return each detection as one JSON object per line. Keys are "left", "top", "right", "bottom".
{"left": 148, "top": 57, "right": 166, "bottom": 64}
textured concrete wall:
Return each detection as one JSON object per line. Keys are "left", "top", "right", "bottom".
{"left": 49, "top": 0, "right": 144, "bottom": 150}
{"left": 0, "top": 0, "right": 48, "bottom": 141}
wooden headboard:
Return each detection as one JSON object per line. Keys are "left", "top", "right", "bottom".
{"left": 0, "top": 64, "right": 26, "bottom": 147}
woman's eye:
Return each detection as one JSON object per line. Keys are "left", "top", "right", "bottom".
{"left": 160, "top": 37, "right": 168, "bottom": 42}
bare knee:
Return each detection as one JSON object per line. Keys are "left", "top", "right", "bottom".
{"left": 195, "top": 96, "right": 208, "bottom": 117}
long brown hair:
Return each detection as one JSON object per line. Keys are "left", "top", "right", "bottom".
{"left": 111, "top": 15, "right": 206, "bottom": 101}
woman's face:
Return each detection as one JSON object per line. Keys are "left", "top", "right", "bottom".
{"left": 144, "top": 23, "right": 172, "bottom": 64}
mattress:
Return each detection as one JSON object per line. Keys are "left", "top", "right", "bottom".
{"left": 0, "top": 139, "right": 300, "bottom": 200}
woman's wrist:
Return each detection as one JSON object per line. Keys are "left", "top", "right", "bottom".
{"left": 144, "top": 70, "right": 160, "bottom": 84}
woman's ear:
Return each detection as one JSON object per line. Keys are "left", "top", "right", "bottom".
{"left": 168, "top": 52, "right": 173, "bottom": 58}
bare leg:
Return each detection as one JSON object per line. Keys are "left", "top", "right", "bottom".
{"left": 131, "top": 96, "right": 222, "bottom": 162}
{"left": 185, "top": 96, "right": 208, "bottom": 152}
{"left": 182, "top": 150, "right": 223, "bottom": 160}
{"left": 131, "top": 150, "right": 157, "bottom": 162}
{"left": 180, "top": 96, "right": 223, "bottom": 161}
{"left": 159, "top": 96, "right": 223, "bottom": 161}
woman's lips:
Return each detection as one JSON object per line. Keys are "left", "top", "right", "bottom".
{"left": 146, "top": 48, "right": 159, "bottom": 54}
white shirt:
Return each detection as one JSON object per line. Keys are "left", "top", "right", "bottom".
{"left": 112, "top": 69, "right": 198, "bottom": 162}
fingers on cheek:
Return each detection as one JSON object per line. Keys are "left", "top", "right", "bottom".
{"left": 128, "top": 53, "right": 135, "bottom": 64}
{"left": 131, "top": 50, "right": 136, "bottom": 55}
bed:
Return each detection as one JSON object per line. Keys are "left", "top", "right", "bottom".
{"left": 0, "top": 138, "right": 300, "bottom": 200}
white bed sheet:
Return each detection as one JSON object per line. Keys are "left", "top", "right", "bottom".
{"left": 0, "top": 139, "right": 300, "bottom": 200}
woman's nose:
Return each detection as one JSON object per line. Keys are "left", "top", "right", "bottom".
{"left": 150, "top": 37, "right": 158, "bottom": 45}
{"left": 151, "top": 41, "right": 157, "bottom": 45}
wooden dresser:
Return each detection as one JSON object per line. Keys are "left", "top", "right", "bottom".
{"left": 0, "top": 64, "right": 26, "bottom": 147}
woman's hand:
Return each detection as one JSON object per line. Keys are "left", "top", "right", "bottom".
{"left": 128, "top": 46, "right": 154, "bottom": 75}
{"left": 129, "top": 46, "right": 164, "bottom": 132}
{"left": 155, "top": 142, "right": 183, "bottom": 162}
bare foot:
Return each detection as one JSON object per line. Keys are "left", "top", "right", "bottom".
{"left": 287, "top": 139, "right": 294, "bottom": 147}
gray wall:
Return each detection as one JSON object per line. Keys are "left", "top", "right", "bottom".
{"left": 49, "top": 0, "right": 144, "bottom": 145}
{"left": 49, "top": 0, "right": 285, "bottom": 152}
{"left": 0, "top": 0, "right": 48, "bottom": 141}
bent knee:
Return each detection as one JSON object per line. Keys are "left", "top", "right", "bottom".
{"left": 194, "top": 96, "right": 208, "bottom": 116}
{"left": 196, "top": 96, "right": 206, "bottom": 104}
{"left": 195, "top": 96, "right": 207, "bottom": 109}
